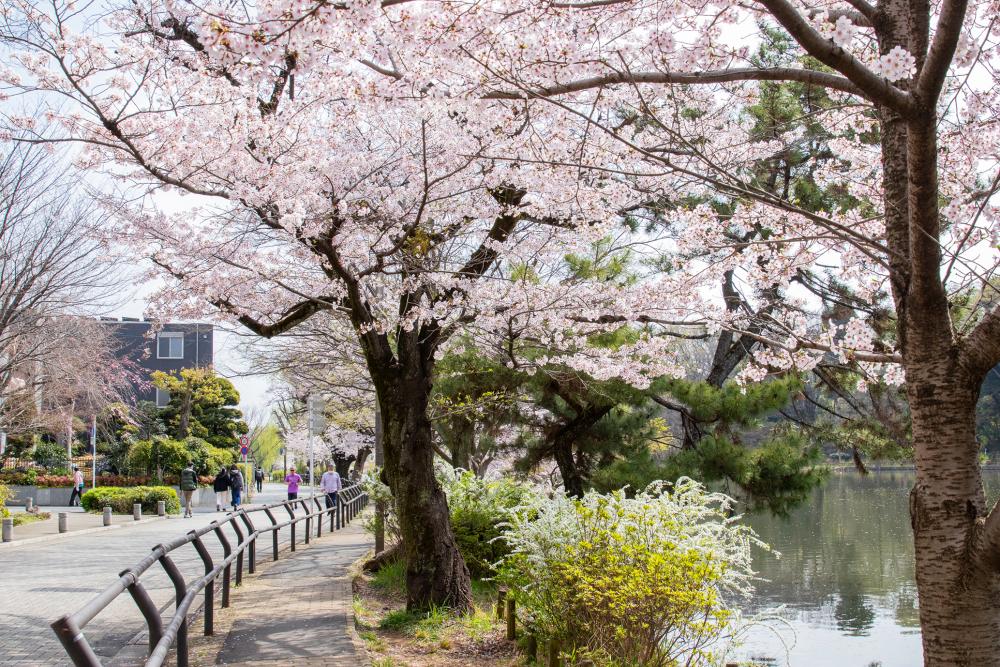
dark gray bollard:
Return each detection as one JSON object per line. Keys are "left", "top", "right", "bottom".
{"left": 58, "top": 512, "right": 68, "bottom": 533}
{"left": 103, "top": 507, "right": 112, "bottom": 526}
{"left": 133, "top": 503, "right": 142, "bottom": 521}
{"left": 156, "top": 500, "right": 166, "bottom": 516}
{"left": 2, "top": 518, "right": 12, "bottom": 542}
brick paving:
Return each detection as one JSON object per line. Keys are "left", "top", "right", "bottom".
{"left": 189, "top": 522, "right": 372, "bottom": 667}
{"left": 0, "top": 483, "right": 358, "bottom": 666}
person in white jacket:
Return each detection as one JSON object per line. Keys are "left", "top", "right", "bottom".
{"left": 319, "top": 463, "right": 342, "bottom": 510}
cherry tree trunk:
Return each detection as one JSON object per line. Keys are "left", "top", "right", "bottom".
{"left": 379, "top": 372, "right": 472, "bottom": 612}
{"left": 908, "top": 360, "right": 1000, "bottom": 665}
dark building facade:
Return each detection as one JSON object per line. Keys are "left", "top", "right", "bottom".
{"left": 101, "top": 318, "right": 214, "bottom": 405}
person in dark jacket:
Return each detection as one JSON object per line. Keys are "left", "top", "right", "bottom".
{"left": 228, "top": 464, "right": 244, "bottom": 509}
{"left": 213, "top": 467, "right": 230, "bottom": 511}
{"left": 254, "top": 467, "right": 265, "bottom": 493}
{"left": 180, "top": 462, "right": 198, "bottom": 518}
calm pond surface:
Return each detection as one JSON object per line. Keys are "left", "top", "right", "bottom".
{"left": 733, "top": 470, "right": 1000, "bottom": 667}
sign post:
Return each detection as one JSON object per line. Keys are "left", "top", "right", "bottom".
{"left": 307, "top": 396, "right": 325, "bottom": 492}
{"left": 90, "top": 416, "right": 97, "bottom": 489}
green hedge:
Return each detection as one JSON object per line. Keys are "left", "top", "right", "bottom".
{"left": 81, "top": 486, "right": 181, "bottom": 514}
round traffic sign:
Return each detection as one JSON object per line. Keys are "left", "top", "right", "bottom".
{"left": 240, "top": 445, "right": 249, "bottom": 456}
{"left": 239, "top": 434, "right": 250, "bottom": 446}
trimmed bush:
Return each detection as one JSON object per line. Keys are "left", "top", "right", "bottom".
{"left": 81, "top": 486, "right": 181, "bottom": 514}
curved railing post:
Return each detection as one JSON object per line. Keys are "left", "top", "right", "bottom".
{"left": 189, "top": 532, "right": 215, "bottom": 636}
{"left": 120, "top": 571, "right": 163, "bottom": 655}
{"left": 238, "top": 509, "right": 257, "bottom": 574}
{"left": 212, "top": 523, "right": 234, "bottom": 605}
{"left": 263, "top": 507, "right": 280, "bottom": 560}
{"left": 156, "top": 549, "right": 189, "bottom": 667}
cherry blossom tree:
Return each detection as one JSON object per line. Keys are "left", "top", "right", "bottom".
{"left": 0, "top": 0, "right": 697, "bottom": 610}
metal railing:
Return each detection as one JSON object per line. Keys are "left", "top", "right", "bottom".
{"left": 50, "top": 484, "right": 369, "bottom": 667}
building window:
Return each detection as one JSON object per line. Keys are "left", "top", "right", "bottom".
{"left": 155, "top": 388, "right": 171, "bottom": 408}
{"left": 157, "top": 332, "right": 184, "bottom": 359}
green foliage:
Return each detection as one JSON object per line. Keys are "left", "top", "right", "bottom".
{"left": 442, "top": 468, "right": 536, "bottom": 578}
{"left": 152, "top": 368, "right": 248, "bottom": 448}
{"left": 0, "top": 480, "right": 11, "bottom": 518}
{"left": 623, "top": 376, "right": 829, "bottom": 514}
{"left": 252, "top": 424, "right": 284, "bottom": 470}
{"left": 31, "top": 441, "right": 67, "bottom": 469}
{"left": 127, "top": 436, "right": 233, "bottom": 479}
{"left": 363, "top": 465, "right": 534, "bottom": 579}
{"left": 81, "top": 486, "right": 180, "bottom": 514}
{"left": 497, "top": 480, "right": 763, "bottom": 666}
{"left": 371, "top": 560, "right": 406, "bottom": 593}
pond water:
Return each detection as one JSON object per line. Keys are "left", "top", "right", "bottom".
{"left": 732, "top": 470, "right": 1000, "bottom": 667}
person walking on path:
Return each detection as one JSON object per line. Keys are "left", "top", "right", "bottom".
{"left": 254, "top": 467, "right": 264, "bottom": 493}
{"left": 68, "top": 465, "right": 85, "bottom": 506}
{"left": 319, "top": 462, "right": 342, "bottom": 510}
{"left": 285, "top": 466, "right": 302, "bottom": 500}
{"left": 229, "top": 464, "right": 244, "bottom": 509}
{"left": 180, "top": 461, "right": 198, "bottom": 518}
{"left": 213, "top": 467, "right": 230, "bottom": 511}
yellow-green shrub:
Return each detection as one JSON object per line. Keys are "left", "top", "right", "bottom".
{"left": 496, "top": 479, "right": 764, "bottom": 667}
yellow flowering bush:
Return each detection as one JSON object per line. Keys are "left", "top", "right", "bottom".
{"left": 496, "top": 479, "right": 764, "bottom": 666}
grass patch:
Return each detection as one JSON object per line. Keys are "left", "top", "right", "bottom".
{"left": 380, "top": 609, "right": 420, "bottom": 632}
{"left": 372, "top": 658, "right": 399, "bottom": 667}
{"left": 371, "top": 560, "right": 406, "bottom": 594}
{"left": 11, "top": 512, "right": 51, "bottom": 526}
{"left": 359, "top": 630, "right": 387, "bottom": 652}
{"left": 460, "top": 606, "right": 497, "bottom": 641}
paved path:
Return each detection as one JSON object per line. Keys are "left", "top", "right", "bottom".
{"left": 0, "top": 483, "right": 340, "bottom": 665}
{"left": 190, "top": 523, "right": 372, "bottom": 667}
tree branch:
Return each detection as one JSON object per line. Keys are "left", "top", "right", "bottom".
{"left": 915, "top": 0, "right": 969, "bottom": 102}
{"left": 960, "top": 304, "right": 1000, "bottom": 381}
{"left": 486, "top": 67, "right": 866, "bottom": 100}
{"left": 753, "top": 0, "right": 915, "bottom": 113}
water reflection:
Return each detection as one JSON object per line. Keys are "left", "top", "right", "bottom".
{"left": 733, "top": 471, "right": 999, "bottom": 667}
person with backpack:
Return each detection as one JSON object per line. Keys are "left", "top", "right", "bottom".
{"left": 228, "top": 464, "right": 244, "bottom": 509}
{"left": 254, "top": 467, "right": 265, "bottom": 493}
{"left": 213, "top": 467, "right": 230, "bottom": 511}
{"left": 180, "top": 461, "right": 198, "bottom": 518}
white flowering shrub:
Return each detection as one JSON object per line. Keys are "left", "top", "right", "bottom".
{"left": 496, "top": 479, "right": 766, "bottom": 666}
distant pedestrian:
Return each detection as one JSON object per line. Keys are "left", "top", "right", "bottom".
{"left": 285, "top": 466, "right": 302, "bottom": 500}
{"left": 319, "top": 462, "right": 341, "bottom": 510}
{"left": 180, "top": 461, "right": 197, "bottom": 518}
{"left": 213, "top": 467, "right": 230, "bottom": 511}
{"left": 229, "top": 464, "right": 244, "bottom": 509}
{"left": 69, "top": 465, "right": 84, "bottom": 507}
{"left": 254, "top": 467, "right": 264, "bottom": 493}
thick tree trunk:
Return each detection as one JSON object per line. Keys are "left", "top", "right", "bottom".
{"left": 379, "top": 372, "right": 472, "bottom": 611}
{"left": 352, "top": 444, "right": 371, "bottom": 480}
{"left": 907, "top": 364, "right": 1000, "bottom": 665}
{"left": 901, "top": 112, "right": 1000, "bottom": 664}
{"left": 553, "top": 439, "right": 585, "bottom": 498}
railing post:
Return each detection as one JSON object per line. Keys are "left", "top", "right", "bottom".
{"left": 120, "top": 573, "right": 163, "bottom": 656}
{"left": 213, "top": 523, "right": 233, "bottom": 605}
{"left": 506, "top": 598, "right": 516, "bottom": 640}
{"left": 264, "top": 507, "right": 279, "bottom": 561}
{"left": 157, "top": 550, "right": 190, "bottom": 667}
{"left": 548, "top": 639, "right": 561, "bottom": 667}
{"left": 51, "top": 614, "right": 102, "bottom": 667}
{"left": 284, "top": 502, "right": 297, "bottom": 552}
{"left": 227, "top": 520, "right": 243, "bottom": 588}
{"left": 314, "top": 497, "right": 324, "bottom": 537}
{"left": 190, "top": 533, "right": 215, "bottom": 637}
{"left": 497, "top": 589, "right": 507, "bottom": 620}
{"left": 303, "top": 500, "right": 311, "bottom": 545}
{"left": 239, "top": 510, "right": 256, "bottom": 574}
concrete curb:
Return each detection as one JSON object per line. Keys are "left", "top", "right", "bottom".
{"left": 0, "top": 514, "right": 170, "bottom": 549}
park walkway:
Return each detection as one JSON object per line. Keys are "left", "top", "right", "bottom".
{"left": 189, "top": 522, "right": 371, "bottom": 667}
{"left": 0, "top": 483, "right": 372, "bottom": 666}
